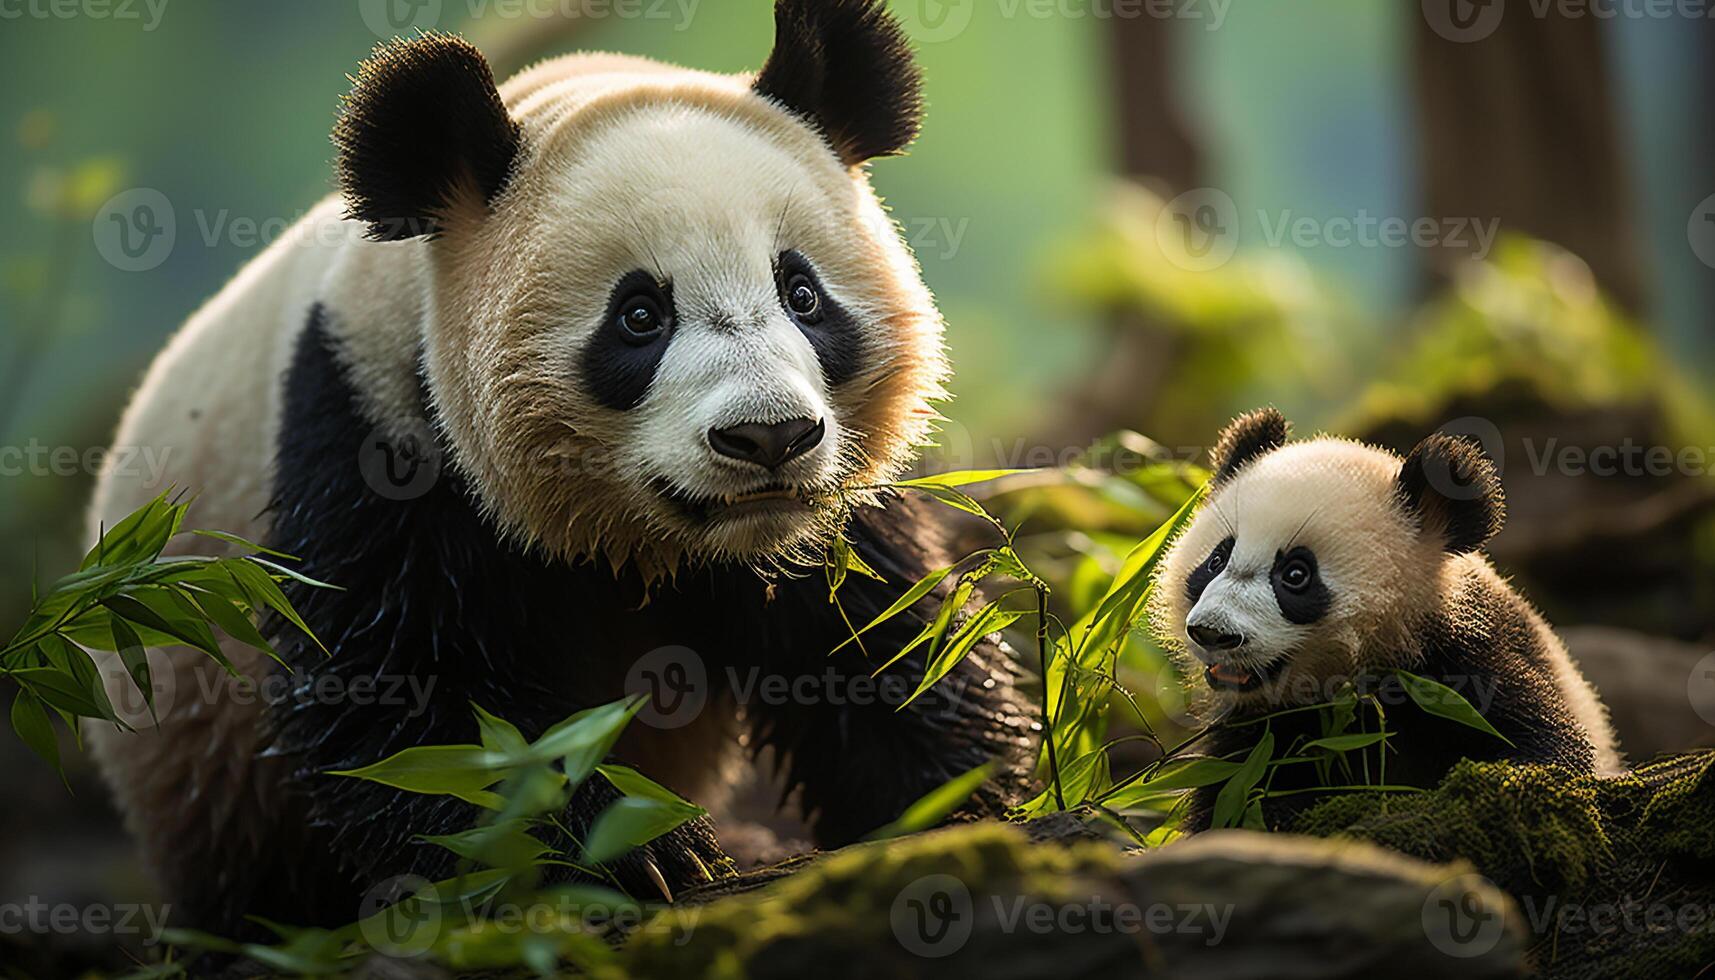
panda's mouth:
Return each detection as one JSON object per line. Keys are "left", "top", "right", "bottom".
{"left": 1205, "top": 657, "right": 1288, "bottom": 693}
{"left": 654, "top": 479, "right": 818, "bottom": 523}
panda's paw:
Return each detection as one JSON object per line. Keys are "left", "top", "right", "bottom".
{"left": 608, "top": 813, "right": 733, "bottom": 903}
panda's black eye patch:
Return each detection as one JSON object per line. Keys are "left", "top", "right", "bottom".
{"left": 580, "top": 270, "right": 675, "bottom": 411}
{"left": 1183, "top": 536, "right": 1235, "bottom": 604}
{"left": 1271, "top": 546, "right": 1331, "bottom": 624}
{"left": 775, "top": 251, "right": 859, "bottom": 386}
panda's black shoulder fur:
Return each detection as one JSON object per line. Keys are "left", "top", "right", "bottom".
{"left": 1183, "top": 561, "right": 1598, "bottom": 832}
{"left": 240, "top": 305, "right": 1029, "bottom": 928}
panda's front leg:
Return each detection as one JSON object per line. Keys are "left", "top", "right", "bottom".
{"left": 736, "top": 506, "right": 1038, "bottom": 846}
{"left": 744, "top": 616, "right": 1034, "bottom": 846}
{"left": 272, "top": 679, "right": 729, "bottom": 912}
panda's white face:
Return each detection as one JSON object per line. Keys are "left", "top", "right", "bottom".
{"left": 1152, "top": 439, "right": 1440, "bottom": 710}
{"left": 424, "top": 98, "right": 946, "bottom": 573}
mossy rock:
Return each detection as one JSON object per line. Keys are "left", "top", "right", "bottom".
{"left": 621, "top": 823, "right": 1525, "bottom": 979}
{"left": 1292, "top": 752, "right": 1715, "bottom": 979}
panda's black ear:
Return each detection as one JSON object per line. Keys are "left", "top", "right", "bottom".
{"left": 1210, "top": 408, "right": 1289, "bottom": 484}
{"left": 753, "top": 0, "right": 924, "bottom": 167}
{"left": 1396, "top": 433, "right": 1506, "bottom": 554}
{"left": 334, "top": 33, "right": 521, "bottom": 242}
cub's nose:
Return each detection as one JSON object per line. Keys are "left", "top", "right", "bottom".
{"left": 1187, "top": 624, "right": 1245, "bottom": 652}
{"left": 708, "top": 417, "right": 825, "bottom": 471}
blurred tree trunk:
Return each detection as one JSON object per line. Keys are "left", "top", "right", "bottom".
{"left": 1414, "top": 9, "right": 1644, "bottom": 312}
{"left": 1053, "top": 16, "right": 1204, "bottom": 446}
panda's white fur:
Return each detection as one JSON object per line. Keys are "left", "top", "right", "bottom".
{"left": 1149, "top": 410, "right": 1622, "bottom": 776}
{"left": 81, "top": 3, "right": 1035, "bottom": 927}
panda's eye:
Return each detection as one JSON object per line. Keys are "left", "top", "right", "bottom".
{"left": 1207, "top": 550, "right": 1225, "bottom": 573}
{"left": 616, "top": 293, "right": 668, "bottom": 344}
{"left": 784, "top": 273, "right": 823, "bottom": 323}
{"left": 1279, "top": 558, "right": 1313, "bottom": 592}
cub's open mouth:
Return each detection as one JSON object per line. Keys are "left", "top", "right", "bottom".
{"left": 1205, "top": 658, "right": 1287, "bottom": 693}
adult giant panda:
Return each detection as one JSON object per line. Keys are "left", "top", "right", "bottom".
{"left": 87, "top": 0, "right": 1032, "bottom": 933}
{"left": 1148, "top": 408, "right": 1622, "bottom": 829}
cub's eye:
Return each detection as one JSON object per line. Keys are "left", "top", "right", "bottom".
{"left": 785, "top": 273, "right": 823, "bottom": 323}
{"left": 617, "top": 294, "right": 668, "bottom": 344}
{"left": 1279, "top": 558, "right": 1312, "bottom": 592}
{"left": 1207, "top": 550, "right": 1225, "bottom": 572}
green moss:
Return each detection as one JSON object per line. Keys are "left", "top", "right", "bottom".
{"left": 1291, "top": 759, "right": 1610, "bottom": 893}
{"left": 622, "top": 824, "right": 1124, "bottom": 979}
{"left": 1293, "top": 752, "right": 1715, "bottom": 980}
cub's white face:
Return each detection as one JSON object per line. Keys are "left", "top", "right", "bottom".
{"left": 427, "top": 96, "right": 944, "bottom": 575}
{"left": 1151, "top": 438, "right": 1439, "bottom": 710}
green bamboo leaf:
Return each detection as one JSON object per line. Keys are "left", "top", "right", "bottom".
{"left": 109, "top": 615, "right": 154, "bottom": 719}
{"left": 899, "top": 600, "right": 1025, "bottom": 710}
{"left": 908, "top": 484, "right": 994, "bottom": 521}
{"left": 864, "top": 762, "right": 995, "bottom": 840}
{"left": 11, "top": 667, "right": 112, "bottom": 720}
{"left": 1301, "top": 732, "right": 1391, "bottom": 753}
{"left": 248, "top": 556, "right": 342, "bottom": 591}
{"left": 101, "top": 590, "right": 233, "bottom": 673}
{"left": 186, "top": 587, "right": 282, "bottom": 667}
{"left": 11, "top": 690, "right": 60, "bottom": 773}
{"left": 870, "top": 570, "right": 979, "bottom": 676}
{"left": 843, "top": 545, "right": 885, "bottom": 583}
{"left": 1077, "top": 484, "right": 1205, "bottom": 661}
{"left": 1393, "top": 670, "right": 1514, "bottom": 746}
{"left": 471, "top": 703, "right": 528, "bottom": 755}
{"left": 595, "top": 763, "right": 700, "bottom": 809}
{"left": 580, "top": 796, "right": 704, "bottom": 865}
{"left": 418, "top": 818, "right": 551, "bottom": 869}
{"left": 226, "top": 561, "right": 328, "bottom": 654}
{"left": 37, "top": 634, "right": 116, "bottom": 721}
{"left": 1014, "top": 747, "right": 1108, "bottom": 816}
{"left": 79, "top": 492, "right": 183, "bottom": 571}
{"left": 530, "top": 697, "right": 642, "bottom": 783}
{"left": 328, "top": 745, "right": 510, "bottom": 810}
{"left": 1241, "top": 800, "right": 1267, "bottom": 830}
{"left": 1102, "top": 758, "right": 1242, "bottom": 808}
{"left": 893, "top": 469, "right": 1033, "bottom": 489}
{"left": 832, "top": 562, "right": 957, "bottom": 657}
{"left": 189, "top": 529, "right": 299, "bottom": 560}
{"left": 1212, "top": 731, "right": 1274, "bottom": 829}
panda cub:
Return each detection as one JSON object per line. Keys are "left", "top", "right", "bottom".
{"left": 87, "top": 0, "right": 1031, "bottom": 935}
{"left": 1150, "top": 409, "right": 1621, "bottom": 828}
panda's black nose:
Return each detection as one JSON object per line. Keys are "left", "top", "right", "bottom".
{"left": 1188, "top": 624, "right": 1245, "bottom": 652}
{"left": 708, "top": 418, "right": 825, "bottom": 471}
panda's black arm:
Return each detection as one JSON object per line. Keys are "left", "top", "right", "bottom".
{"left": 251, "top": 310, "right": 724, "bottom": 924}
{"left": 729, "top": 498, "right": 1037, "bottom": 846}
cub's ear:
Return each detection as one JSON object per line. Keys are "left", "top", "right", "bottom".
{"left": 753, "top": 0, "right": 924, "bottom": 167}
{"left": 334, "top": 33, "right": 521, "bottom": 241}
{"left": 1396, "top": 433, "right": 1506, "bottom": 553}
{"left": 1210, "top": 408, "right": 1289, "bottom": 484}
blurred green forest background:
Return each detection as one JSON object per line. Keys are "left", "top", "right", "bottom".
{"left": 4, "top": 2, "right": 1715, "bottom": 616}
{"left": 5, "top": 1, "right": 1715, "bottom": 967}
